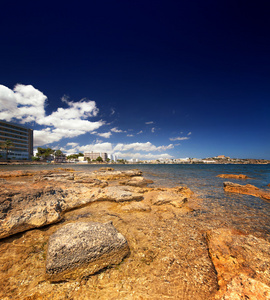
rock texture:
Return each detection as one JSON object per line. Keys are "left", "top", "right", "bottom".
{"left": 217, "top": 174, "right": 250, "bottom": 179}
{"left": 206, "top": 228, "right": 270, "bottom": 299}
{"left": 46, "top": 221, "right": 129, "bottom": 282}
{"left": 92, "top": 169, "right": 143, "bottom": 180}
{"left": 119, "top": 176, "right": 154, "bottom": 187}
{"left": 0, "top": 185, "right": 66, "bottom": 239}
{"left": 223, "top": 181, "right": 270, "bottom": 201}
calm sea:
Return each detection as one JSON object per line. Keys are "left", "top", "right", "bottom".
{"left": 1, "top": 163, "right": 270, "bottom": 239}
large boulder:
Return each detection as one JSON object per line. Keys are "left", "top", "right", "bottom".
{"left": 223, "top": 181, "right": 270, "bottom": 201}
{"left": 46, "top": 221, "right": 130, "bottom": 282}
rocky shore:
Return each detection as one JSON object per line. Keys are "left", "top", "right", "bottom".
{"left": 0, "top": 168, "right": 270, "bottom": 299}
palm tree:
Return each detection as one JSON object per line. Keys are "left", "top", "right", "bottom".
{"left": 1, "top": 140, "right": 14, "bottom": 160}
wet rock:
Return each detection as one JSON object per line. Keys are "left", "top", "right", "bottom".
{"left": 217, "top": 273, "right": 270, "bottom": 300}
{"left": 206, "top": 228, "right": 270, "bottom": 299}
{"left": 119, "top": 176, "right": 154, "bottom": 187}
{"left": 0, "top": 170, "right": 34, "bottom": 178}
{"left": 121, "top": 202, "right": 151, "bottom": 212}
{"left": 217, "top": 174, "right": 250, "bottom": 179}
{"left": 150, "top": 187, "right": 192, "bottom": 208}
{"left": 46, "top": 221, "right": 129, "bottom": 282}
{"left": 223, "top": 181, "right": 270, "bottom": 201}
{"left": 98, "top": 167, "right": 115, "bottom": 171}
{"left": 151, "top": 191, "right": 188, "bottom": 207}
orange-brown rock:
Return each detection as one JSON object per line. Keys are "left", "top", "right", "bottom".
{"left": 223, "top": 181, "right": 270, "bottom": 201}
{"left": 0, "top": 170, "right": 35, "bottom": 178}
{"left": 217, "top": 174, "right": 250, "bottom": 179}
{"left": 206, "top": 228, "right": 270, "bottom": 299}
{"left": 119, "top": 176, "right": 154, "bottom": 187}
{"left": 92, "top": 169, "right": 143, "bottom": 180}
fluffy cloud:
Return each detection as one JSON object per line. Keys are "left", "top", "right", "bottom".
{"left": 62, "top": 142, "right": 114, "bottom": 154}
{"left": 187, "top": 132, "right": 192, "bottom": 136}
{"left": 145, "top": 121, "right": 154, "bottom": 124}
{"left": 169, "top": 136, "right": 190, "bottom": 141}
{"left": 96, "top": 132, "right": 112, "bottom": 138}
{"left": 0, "top": 84, "right": 104, "bottom": 146}
{"left": 113, "top": 142, "right": 174, "bottom": 152}
{"left": 111, "top": 127, "right": 124, "bottom": 133}
{"left": 0, "top": 84, "right": 46, "bottom": 122}
{"left": 60, "top": 141, "right": 174, "bottom": 160}
{"left": 114, "top": 152, "right": 173, "bottom": 160}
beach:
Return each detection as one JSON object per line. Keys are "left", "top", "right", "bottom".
{"left": 0, "top": 164, "right": 270, "bottom": 299}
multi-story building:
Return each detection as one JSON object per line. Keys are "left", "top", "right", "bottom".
{"left": 84, "top": 151, "right": 108, "bottom": 161}
{"left": 0, "top": 120, "right": 33, "bottom": 160}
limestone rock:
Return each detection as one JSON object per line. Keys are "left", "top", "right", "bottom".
{"left": 217, "top": 174, "right": 250, "bottom": 179}
{"left": 46, "top": 221, "right": 129, "bottom": 281}
{"left": 223, "top": 181, "right": 270, "bottom": 201}
{"left": 97, "top": 186, "right": 144, "bottom": 202}
{"left": 0, "top": 170, "right": 34, "bottom": 178}
{"left": 150, "top": 187, "right": 192, "bottom": 208}
{"left": 0, "top": 186, "right": 66, "bottom": 239}
{"left": 206, "top": 228, "right": 270, "bottom": 299}
{"left": 217, "top": 273, "right": 270, "bottom": 300}
{"left": 92, "top": 169, "right": 143, "bottom": 180}
{"left": 119, "top": 176, "right": 154, "bottom": 187}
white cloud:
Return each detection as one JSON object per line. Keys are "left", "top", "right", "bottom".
{"left": 113, "top": 142, "right": 174, "bottom": 152}
{"left": 169, "top": 137, "right": 190, "bottom": 141}
{"left": 137, "top": 130, "right": 143, "bottom": 134}
{"left": 114, "top": 152, "right": 173, "bottom": 160}
{"left": 96, "top": 132, "right": 112, "bottom": 138}
{"left": 127, "top": 134, "right": 134, "bottom": 137}
{"left": 111, "top": 127, "right": 124, "bottom": 133}
{"left": 0, "top": 84, "right": 105, "bottom": 146}
{"left": 110, "top": 108, "right": 115, "bottom": 116}
{"left": 151, "top": 127, "right": 155, "bottom": 133}
{"left": 66, "top": 142, "right": 79, "bottom": 147}
{"left": 188, "top": 132, "right": 192, "bottom": 136}
{"left": 145, "top": 121, "right": 154, "bottom": 124}
{"left": 0, "top": 84, "right": 46, "bottom": 122}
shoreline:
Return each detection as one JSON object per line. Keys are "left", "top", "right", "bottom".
{"left": 0, "top": 167, "right": 270, "bottom": 299}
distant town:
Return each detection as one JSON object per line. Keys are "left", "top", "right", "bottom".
{"left": 0, "top": 120, "right": 269, "bottom": 165}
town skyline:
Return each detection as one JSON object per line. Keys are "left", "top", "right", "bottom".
{"left": 0, "top": 1, "right": 269, "bottom": 160}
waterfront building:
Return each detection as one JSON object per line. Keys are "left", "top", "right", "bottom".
{"left": 84, "top": 151, "right": 108, "bottom": 161}
{"left": 0, "top": 120, "right": 33, "bottom": 160}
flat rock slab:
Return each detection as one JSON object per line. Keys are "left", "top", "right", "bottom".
{"left": 223, "top": 181, "right": 270, "bottom": 201}
{"left": 206, "top": 228, "right": 270, "bottom": 299}
{"left": 217, "top": 174, "right": 250, "bottom": 179}
{"left": 46, "top": 221, "right": 130, "bottom": 282}
{"left": 0, "top": 186, "right": 66, "bottom": 239}
{"left": 119, "top": 176, "right": 154, "bottom": 187}
{"left": 92, "top": 169, "right": 143, "bottom": 180}
{"left": 97, "top": 186, "right": 144, "bottom": 202}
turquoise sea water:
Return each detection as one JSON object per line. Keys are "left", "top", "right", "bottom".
{"left": 1, "top": 163, "right": 270, "bottom": 240}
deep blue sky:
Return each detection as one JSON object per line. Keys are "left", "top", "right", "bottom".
{"left": 0, "top": 0, "right": 269, "bottom": 159}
